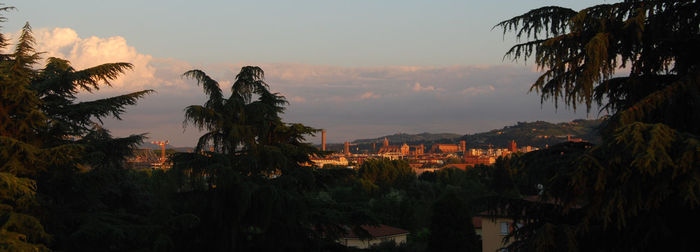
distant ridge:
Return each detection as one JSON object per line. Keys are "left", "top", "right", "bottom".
{"left": 352, "top": 132, "right": 462, "bottom": 144}
{"left": 137, "top": 142, "right": 195, "bottom": 153}
{"left": 138, "top": 142, "right": 176, "bottom": 150}
{"left": 323, "top": 119, "right": 602, "bottom": 153}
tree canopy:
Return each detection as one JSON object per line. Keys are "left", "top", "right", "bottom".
{"left": 493, "top": 1, "right": 700, "bottom": 251}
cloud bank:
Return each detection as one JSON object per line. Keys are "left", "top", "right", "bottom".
{"left": 27, "top": 27, "right": 595, "bottom": 146}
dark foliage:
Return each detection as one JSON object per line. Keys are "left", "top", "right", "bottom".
{"left": 492, "top": 1, "right": 700, "bottom": 251}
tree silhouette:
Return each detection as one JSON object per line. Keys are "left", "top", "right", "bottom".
{"left": 493, "top": 1, "right": 700, "bottom": 251}
{"left": 0, "top": 12, "right": 157, "bottom": 250}
{"left": 168, "top": 66, "right": 326, "bottom": 251}
{"left": 0, "top": 20, "right": 73, "bottom": 251}
{"left": 181, "top": 67, "right": 317, "bottom": 177}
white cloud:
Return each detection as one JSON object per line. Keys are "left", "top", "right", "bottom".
{"left": 30, "top": 27, "right": 189, "bottom": 93}
{"left": 411, "top": 82, "right": 439, "bottom": 92}
{"left": 360, "top": 91, "right": 381, "bottom": 100}
{"left": 461, "top": 85, "right": 496, "bottom": 96}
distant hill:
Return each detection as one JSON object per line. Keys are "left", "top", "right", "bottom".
{"left": 353, "top": 132, "right": 462, "bottom": 144}
{"left": 172, "top": 147, "right": 195, "bottom": 153}
{"left": 323, "top": 119, "right": 602, "bottom": 153}
{"left": 460, "top": 119, "right": 602, "bottom": 149}
{"left": 138, "top": 142, "right": 177, "bottom": 150}
{"left": 137, "top": 142, "right": 194, "bottom": 153}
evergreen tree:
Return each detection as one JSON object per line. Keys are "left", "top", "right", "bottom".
{"left": 493, "top": 1, "right": 700, "bottom": 251}
{"left": 0, "top": 12, "right": 156, "bottom": 250}
{"left": 180, "top": 67, "right": 318, "bottom": 177}
{"left": 167, "top": 67, "right": 329, "bottom": 251}
{"left": 0, "top": 17, "right": 75, "bottom": 251}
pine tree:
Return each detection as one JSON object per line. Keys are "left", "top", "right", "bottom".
{"left": 26, "top": 38, "right": 159, "bottom": 252}
{"left": 0, "top": 16, "right": 73, "bottom": 251}
{"left": 492, "top": 1, "right": 700, "bottom": 251}
{"left": 0, "top": 10, "right": 156, "bottom": 250}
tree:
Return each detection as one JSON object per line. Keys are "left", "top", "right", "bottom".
{"left": 0, "top": 12, "right": 158, "bottom": 250}
{"left": 494, "top": 1, "right": 700, "bottom": 251}
{"left": 180, "top": 67, "right": 318, "bottom": 177}
{"left": 358, "top": 159, "right": 415, "bottom": 192}
{"left": 0, "top": 18, "right": 76, "bottom": 251}
{"left": 167, "top": 67, "right": 330, "bottom": 251}
{"left": 427, "top": 190, "right": 480, "bottom": 252}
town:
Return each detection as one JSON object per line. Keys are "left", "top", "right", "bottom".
{"left": 309, "top": 129, "right": 544, "bottom": 174}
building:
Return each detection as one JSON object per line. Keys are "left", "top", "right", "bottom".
{"left": 409, "top": 144, "right": 425, "bottom": 156}
{"left": 309, "top": 155, "right": 349, "bottom": 167}
{"left": 464, "top": 155, "right": 495, "bottom": 166}
{"left": 126, "top": 149, "right": 168, "bottom": 169}
{"left": 509, "top": 140, "right": 517, "bottom": 153}
{"left": 377, "top": 138, "right": 411, "bottom": 157}
{"left": 477, "top": 196, "right": 563, "bottom": 252}
{"left": 430, "top": 144, "right": 460, "bottom": 153}
{"left": 443, "top": 163, "right": 471, "bottom": 171}
{"left": 337, "top": 224, "right": 409, "bottom": 249}
{"left": 475, "top": 215, "right": 518, "bottom": 252}
{"left": 378, "top": 143, "right": 409, "bottom": 155}
{"left": 567, "top": 135, "right": 585, "bottom": 142}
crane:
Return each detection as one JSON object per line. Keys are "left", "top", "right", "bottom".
{"left": 151, "top": 140, "right": 169, "bottom": 163}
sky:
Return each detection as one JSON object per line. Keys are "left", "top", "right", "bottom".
{"left": 3, "top": 1, "right": 609, "bottom": 146}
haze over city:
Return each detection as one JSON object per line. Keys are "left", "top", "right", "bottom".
{"left": 3, "top": 1, "right": 605, "bottom": 146}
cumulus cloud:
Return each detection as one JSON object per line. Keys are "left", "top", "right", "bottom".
{"left": 31, "top": 27, "right": 189, "bottom": 93}
{"left": 411, "top": 82, "right": 441, "bottom": 92}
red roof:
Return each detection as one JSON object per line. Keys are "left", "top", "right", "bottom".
{"left": 444, "top": 163, "right": 470, "bottom": 170}
{"left": 342, "top": 224, "right": 409, "bottom": 239}
{"left": 472, "top": 217, "right": 482, "bottom": 229}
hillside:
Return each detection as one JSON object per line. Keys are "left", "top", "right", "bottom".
{"left": 460, "top": 119, "right": 602, "bottom": 148}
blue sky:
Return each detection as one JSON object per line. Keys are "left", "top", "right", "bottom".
{"left": 3, "top": 1, "right": 609, "bottom": 146}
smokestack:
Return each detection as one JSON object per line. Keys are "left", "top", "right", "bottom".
{"left": 459, "top": 140, "right": 466, "bottom": 153}
{"left": 321, "top": 129, "right": 326, "bottom": 151}
{"left": 344, "top": 141, "right": 350, "bottom": 156}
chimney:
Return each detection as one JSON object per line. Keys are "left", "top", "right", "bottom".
{"left": 321, "top": 129, "right": 326, "bottom": 151}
